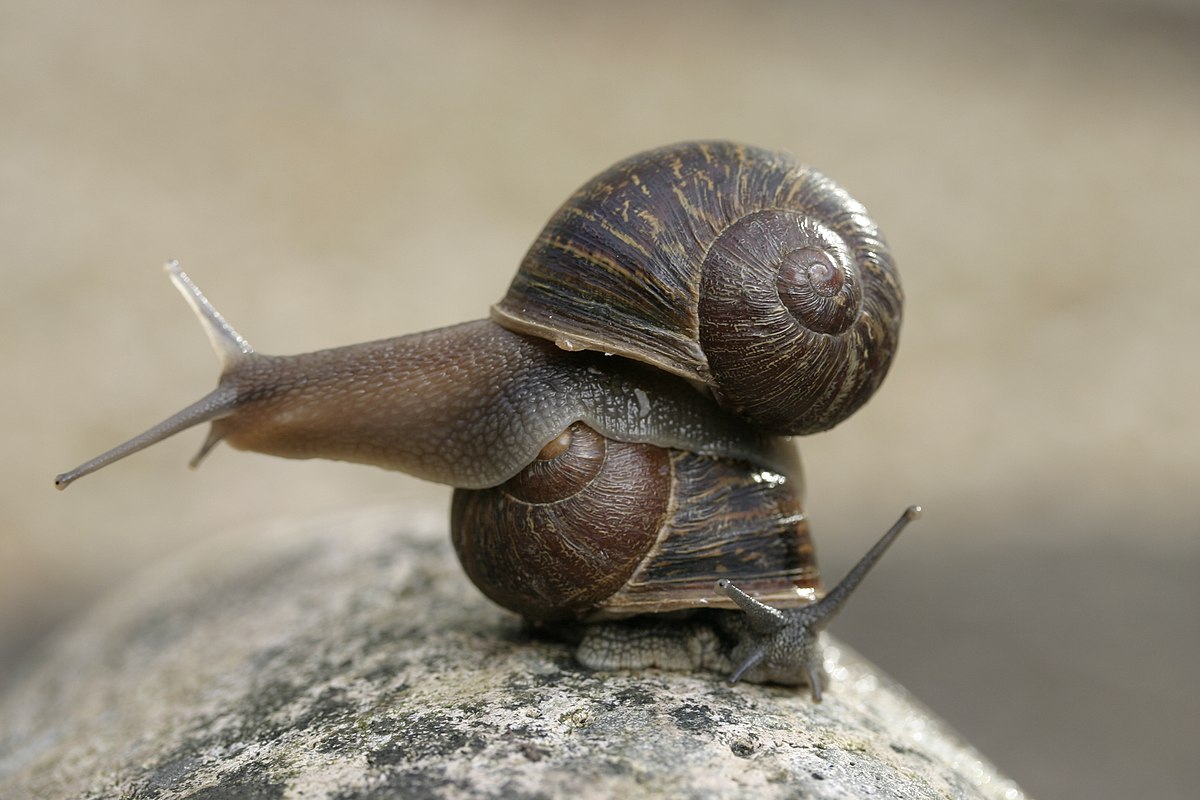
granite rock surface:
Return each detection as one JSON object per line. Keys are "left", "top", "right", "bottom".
{"left": 0, "top": 508, "right": 1024, "bottom": 799}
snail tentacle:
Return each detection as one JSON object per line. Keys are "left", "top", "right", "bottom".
{"left": 165, "top": 259, "right": 255, "bottom": 369}
{"left": 716, "top": 506, "right": 921, "bottom": 699}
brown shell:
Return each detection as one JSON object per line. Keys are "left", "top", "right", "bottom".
{"left": 450, "top": 422, "right": 819, "bottom": 622}
{"left": 491, "top": 140, "right": 903, "bottom": 435}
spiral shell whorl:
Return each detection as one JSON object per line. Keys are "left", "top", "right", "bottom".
{"left": 492, "top": 141, "right": 903, "bottom": 435}
{"left": 450, "top": 423, "right": 670, "bottom": 621}
{"left": 699, "top": 170, "right": 902, "bottom": 434}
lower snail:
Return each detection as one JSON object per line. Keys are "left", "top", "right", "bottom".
{"left": 56, "top": 141, "right": 918, "bottom": 701}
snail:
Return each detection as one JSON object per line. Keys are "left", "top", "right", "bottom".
{"left": 55, "top": 141, "right": 916, "bottom": 700}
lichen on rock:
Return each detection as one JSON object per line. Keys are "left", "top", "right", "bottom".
{"left": 0, "top": 507, "right": 1025, "bottom": 799}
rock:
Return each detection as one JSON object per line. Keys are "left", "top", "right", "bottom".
{"left": 0, "top": 508, "right": 1025, "bottom": 799}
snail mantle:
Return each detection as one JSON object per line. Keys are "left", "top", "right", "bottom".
{"left": 0, "top": 509, "right": 1025, "bottom": 800}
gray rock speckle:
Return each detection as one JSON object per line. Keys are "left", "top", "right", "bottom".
{"left": 0, "top": 508, "right": 1026, "bottom": 799}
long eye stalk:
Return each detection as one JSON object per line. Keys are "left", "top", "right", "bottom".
{"left": 54, "top": 386, "right": 239, "bottom": 489}
{"left": 54, "top": 261, "right": 254, "bottom": 490}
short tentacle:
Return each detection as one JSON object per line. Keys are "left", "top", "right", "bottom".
{"left": 727, "top": 647, "right": 767, "bottom": 685}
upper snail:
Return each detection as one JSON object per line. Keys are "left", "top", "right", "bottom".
{"left": 493, "top": 141, "right": 903, "bottom": 435}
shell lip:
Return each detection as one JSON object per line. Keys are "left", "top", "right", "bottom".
{"left": 585, "top": 584, "right": 823, "bottom": 620}
{"left": 489, "top": 302, "right": 710, "bottom": 383}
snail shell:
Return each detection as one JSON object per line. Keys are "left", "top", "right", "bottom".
{"left": 492, "top": 141, "right": 903, "bottom": 435}
{"left": 450, "top": 422, "right": 817, "bottom": 622}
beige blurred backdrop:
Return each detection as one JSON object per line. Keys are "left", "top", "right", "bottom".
{"left": 3, "top": 1, "right": 1197, "bottom": 797}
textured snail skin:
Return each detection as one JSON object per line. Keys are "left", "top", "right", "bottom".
{"left": 208, "top": 320, "right": 797, "bottom": 488}
{"left": 493, "top": 141, "right": 903, "bottom": 435}
{"left": 55, "top": 313, "right": 796, "bottom": 492}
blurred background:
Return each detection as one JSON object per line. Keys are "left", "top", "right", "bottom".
{"left": 2, "top": 0, "right": 1197, "bottom": 796}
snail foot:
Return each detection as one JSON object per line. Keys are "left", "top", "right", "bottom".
{"left": 575, "top": 615, "right": 729, "bottom": 676}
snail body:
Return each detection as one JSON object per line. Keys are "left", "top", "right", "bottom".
{"left": 56, "top": 142, "right": 914, "bottom": 700}
{"left": 71, "top": 303, "right": 790, "bottom": 491}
